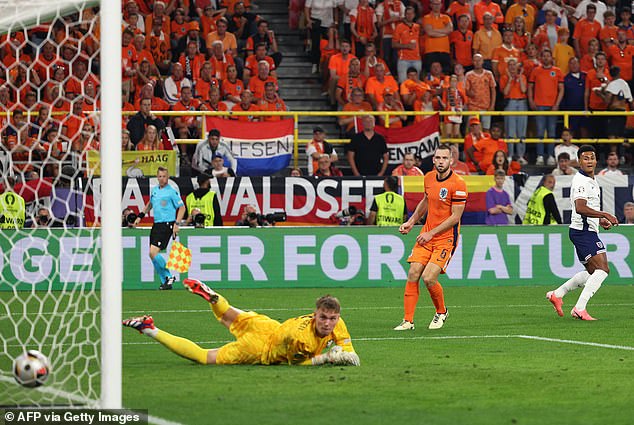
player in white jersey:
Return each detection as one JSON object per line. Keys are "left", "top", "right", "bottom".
{"left": 545, "top": 145, "right": 619, "bottom": 320}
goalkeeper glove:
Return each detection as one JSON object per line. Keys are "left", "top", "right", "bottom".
{"left": 311, "top": 346, "right": 360, "bottom": 366}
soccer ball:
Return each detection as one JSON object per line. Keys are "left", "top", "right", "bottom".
{"left": 13, "top": 350, "right": 51, "bottom": 388}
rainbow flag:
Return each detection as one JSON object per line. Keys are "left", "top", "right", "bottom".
{"left": 401, "top": 175, "right": 494, "bottom": 224}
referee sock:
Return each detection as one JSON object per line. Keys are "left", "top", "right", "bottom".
{"left": 154, "top": 329, "right": 209, "bottom": 365}
{"left": 210, "top": 294, "right": 231, "bottom": 321}
{"left": 554, "top": 271, "right": 590, "bottom": 298}
{"left": 403, "top": 281, "right": 420, "bottom": 323}
{"left": 575, "top": 270, "right": 608, "bottom": 311}
{"left": 152, "top": 255, "right": 170, "bottom": 283}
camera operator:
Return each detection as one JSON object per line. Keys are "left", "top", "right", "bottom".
{"left": 122, "top": 207, "right": 137, "bottom": 228}
{"left": 32, "top": 207, "right": 52, "bottom": 228}
{"left": 235, "top": 204, "right": 287, "bottom": 227}
{"left": 185, "top": 173, "right": 223, "bottom": 228}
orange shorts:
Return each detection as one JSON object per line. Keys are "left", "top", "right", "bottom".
{"left": 407, "top": 237, "right": 457, "bottom": 273}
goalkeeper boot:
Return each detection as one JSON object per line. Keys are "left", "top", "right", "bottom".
{"left": 571, "top": 307, "right": 597, "bottom": 321}
{"left": 183, "top": 278, "right": 219, "bottom": 304}
{"left": 546, "top": 291, "right": 564, "bottom": 317}
{"left": 393, "top": 320, "right": 415, "bottom": 331}
{"left": 428, "top": 310, "right": 448, "bottom": 330}
{"left": 159, "top": 276, "right": 176, "bottom": 291}
{"left": 122, "top": 315, "right": 155, "bottom": 334}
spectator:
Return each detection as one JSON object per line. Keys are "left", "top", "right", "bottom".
{"left": 607, "top": 29, "right": 634, "bottom": 91}
{"left": 522, "top": 174, "right": 562, "bottom": 225}
{"left": 327, "top": 39, "right": 354, "bottom": 104}
{"left": 392, "top": 6, "right": 422, "bottom": 83}
{"left": 449, "top": 14, "right": 473, "bottom": 70}
{"left": 528, "top": 48, "right": 564, "bottom": 166}
{"left": 505, "top": 0, "right": 537, "bottom": 33}
{"left": 246, "top": 20, "right": 283, "bottom": 68}
{"left": 247, "top": 60, "right": 278, "bottom": 102}
{"left": 194, "top": 62, "right": 221, "bottom": 102}
{"left": 375, "top": 0, "right": 405, "bottom": 76}
{"left": 449, "top": 143, "right": 470, "bottom": 175}
{"left": 171, "top": 85, "right": 202, "bottom": 140}
{"left": 164, "top": 63, "right": 192, "bottom": 105}
{"left": 551, "top": 152, "right": 577, "bottom": 175}
{"left": 553, "top": 28, "right": 575, "bottom": 75}
{"left": 305, "top": 0, "right": 337, "bottom": 74}
{"left": 136, "top": 125, "right": 166, "bottom": 151}
{"left": 391, "top": 152, "right": 424, "bottom": 176}
{"left": 230, "top": 90, "right": 260, "bottom": 121}
{"left": 424, "top": 61, "right": 445, "bottom": 95}
{"left": 290, "top": 168, "right": 303, "bottom": 177}
{"left": 511, "top": 16, "right": 530, "bottom": 54}
{"left": 206, "top": 17, "right": 238, "bottom": 58}
{"left": 193, "top": 129, "right": 237, "bottom": 176}
{"left": 492, "top": 29, "right": 521, "bottom": 81}
{"left": 573, "top": 4, "right": 602, "bottom": 58}
{"left": 244, "top": 43, "right": 277, "bottom": 85}
{"left": 465, "top": 54, "right": 496, "bottom": 131}
{"left": 542, "top": 0, "right": 575, "bottom": 29}
{"left": 179, "top": 40, "right": 206, "bottom": 83}
{"left": 170, "top": 8, "right": 189, "bottom": 46}
{"left": 209, "top": 39, "right": 237, "bottom": 81}
{"left": 500, "top": 59, "right": 528, "bottom": 163}
{"left": 210, "top": 153, "right": 236, "bottom": 178}
{"left": 368, "top": 176, "right": 407, "bottom": 226}
{"left": 306, "top": 126, "right": 337, "bottom": 175}
{"left": 145, "top": 1, "right": 170, "bottom": 40}
{"left": 473, "top": 13, "right": 502, "bottom": 70}
{"left": 600, "top": 11, "right": 618, "bottom": 50}
{"left": 335, "top": 57, "right": 366, "bottom": 107}
{"left": 146, "top": 16, "right": 172, "bottom": 75}
{"left": 377, "top": 88, "right": 406, "bottom": 128}
{"left": 486, "top": 150, "right": 521, "bottom": 175}
{"left": 574, "top": 0, "right": 607, "bottom": 26}
{"left": 350, "top": 0, "right": 378, "bottom": 58}
{"left": 561, "top": 58, "right": 587, "bottom": 137}
{"left": 346, "top": 115, "right": 389, "bottom": 176}
{"left": 622, "top": 201, "right": 634, "bottom": 224}
{"left": 442, "top": 73, "right": 465, "bottom": 139}
{"left": 228, "top": 2, "right": 258, "bottom": 48}
{"left": 339, "top": 87, "right": 373, "bottom": 137}
{"left": 580, "top": 38, "right": 600, "bottom": 73}
{"left": 584, "top": 52, "right": 611, "bottom": 139}
{"left": 221, "top": 64, "right": 244, "bottom": 107}
{"left": 314, "top": 153, "right": 343, "bottom": 177}
{"left": 446, "top": 0, "right": 472, "bottom": 27}
{"left": 422, "top": 0, "right": 452, "bottom": 74}
{"left": 201, "top": 86, "right": 230, "bottom": 113}
{"left": 533, "top": 10, "right": 560, "bottom": 52}
{"left": 134, "top": 83, "right": 170, "bottom": 111}
{"left": 485, "top": 169, "right": 513, "bottom": 225}
{"left": 174, "top": 21, "right": 207, "bottom": 65}
{"left": 597, "top": 151, "right": 624, "bottom": 175}
{"left": 413, "top": 89, "right": 442, "bottom": 121}
{"left": 464, "top": 116, "right": 496, "bottom": 173}
{"left": 554, "top": 128, "right": 580, "bottom": 167}
{"left": 359, "top": 42, "right": 388, "bottom": 78}
{"left": 122, "top": 128, "right": 134, "bottom": 151}
{"left": 258, "top": 81, "right": 288, "bottom": 121}
{"left": 365, "top": 63, "right": 399, "bottom": 109}
{"left": 399, "top": 67, "right": 429, "bottom": 108}
{"left": 127, "top": 97, "right": 167, "bottom": 146}
{"left": 598, "top": 66, "right": 634, "bottom": 141}
{"left": 474, "top": 0, "right": 503, "bottom": 29}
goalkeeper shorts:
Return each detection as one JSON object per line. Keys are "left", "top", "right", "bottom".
{"left": 216, "top": 312, "right": 281, "bottom": 365}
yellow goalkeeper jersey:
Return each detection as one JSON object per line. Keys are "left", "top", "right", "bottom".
{"left": 261, "top": 314, "right": 355, "bottom": 365}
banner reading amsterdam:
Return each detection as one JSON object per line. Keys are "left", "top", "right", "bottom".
{"left": 374, "top": 114, "right": 440, "bottom": 165}
{"left": 206, "top": 117, "right": 293, "bottom": 176}
{"left": 86, "top": 150, "right": 177, "bottom": 177}
{"left": 2, "top": 226, "right": 633, "bottom": 291}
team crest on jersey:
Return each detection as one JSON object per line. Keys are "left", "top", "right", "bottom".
{"left": 439, "top": 188, "right": 448, "bottom": 199}
{"left": 550, "top": 71, "right": 556, "bottom": 77}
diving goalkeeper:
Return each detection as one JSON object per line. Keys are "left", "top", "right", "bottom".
{"left": 123, "top": 279, "right": 360, "bottom": 366}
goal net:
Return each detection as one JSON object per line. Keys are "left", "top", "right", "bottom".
{"left": 0, "top": 0, "right": 121, "bottom": 408}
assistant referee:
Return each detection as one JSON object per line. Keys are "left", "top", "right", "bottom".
{"left": 134, "top": 166, "right": 186, "bottom": 290}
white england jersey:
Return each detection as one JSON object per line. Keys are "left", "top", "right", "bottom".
{"left": 570, "top": 171, "right": 601, "bottom": 233}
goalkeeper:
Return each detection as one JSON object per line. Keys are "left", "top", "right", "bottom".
{"left": 123, "top": 279, "right": 360, "bottom": 366}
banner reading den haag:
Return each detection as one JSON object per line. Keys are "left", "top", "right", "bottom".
{"left": 0, "top": 226, "right": 632, "bottom": 291}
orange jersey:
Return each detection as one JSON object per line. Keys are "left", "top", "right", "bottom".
{"left": 337, "top": 74, "right": 367, "bottom": 103}
{"left": 492, "top": 44, "right": 521, "bottom": 76}
{"left": 328, "top": 53, "right": 354, "bottom": 78}
{"left": 586, "top": 69, "right": 611, "bottom": 110}
{"left": 449, "top": 30, "right": 473, "bottom": 67}
{"left": 529, "top": 65, "right": 564, "bottom": 107}
{"left": 365, "top": 75, "right": 399, "bottom": 104}
{"left": 422, "top": 13, "right": 452, "bottom": 53}
{"left": 258, "top": 96, "right": 288, "bottom": 121}
{"left": 499, "top": 74, "right": 527, "bottom": 99}
{"left": 473, "top": 1, "right": 503, "bottom": 29}
{"left": 231, "top": 102, "right": 260, "bottom": 122}
{"left": 608, "top": 44, "right": 634, "bottom": 81}
{"left": 573, "top": 19, "right": 601, "bottom": 56}
{"left": 221, "top": 79, "right": 245, "bottom": 100}
{"left": 421, "top": 170, "right": 468, "bottom": 241}
{"left": 350, "top": 5, "right": 377, "bottom": 39}
{"left": 245, "top": 55, "right": 276, "bottom": 75}
{"left": 393, "top": 22, "right": 422, "bottom": 60}
{"left": 248, "top": 76, "right": 278, "bottom": 100}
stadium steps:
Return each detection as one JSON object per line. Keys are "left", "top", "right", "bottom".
{"left": 253, "top": 0, "right": 343, "bottom": 175}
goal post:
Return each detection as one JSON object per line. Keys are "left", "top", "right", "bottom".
{"left": 0, "top": 0, "right": 122, "bottom": 408}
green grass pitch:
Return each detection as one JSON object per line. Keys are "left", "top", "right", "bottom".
{"left": 120, "top": 285, "right": 634, "bottom": 425}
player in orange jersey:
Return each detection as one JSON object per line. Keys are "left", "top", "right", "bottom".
{"left": 394, "top": 144, "right": 468, "bottom": 331}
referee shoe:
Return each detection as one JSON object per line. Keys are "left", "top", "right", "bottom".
{"left": 159, "top": 276, "right": 176, "bottom": 290}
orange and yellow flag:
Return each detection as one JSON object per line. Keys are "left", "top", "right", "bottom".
{"left": 166, "top": 241, "right": 192, "bottom": 273}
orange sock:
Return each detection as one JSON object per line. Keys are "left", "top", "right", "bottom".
{"left": 428, "top": 282, "right": 446, "bottom": 314}
{"left": 403, "top": 281, "right": 420, "bottom": 322}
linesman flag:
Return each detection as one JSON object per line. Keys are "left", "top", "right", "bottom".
{"left": 167, "top": 241, "right": 192, "bottom": 273}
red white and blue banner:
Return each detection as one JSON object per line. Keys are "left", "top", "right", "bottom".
{"left": 374, "top": 114, "right": 441, "bottom": 165}
{"left": 206, "top": 117, "right": 293, "bottom": 176}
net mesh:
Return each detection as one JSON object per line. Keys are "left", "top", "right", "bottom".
{"left": 0, "top": 1, "right": 102, "bottom": 407}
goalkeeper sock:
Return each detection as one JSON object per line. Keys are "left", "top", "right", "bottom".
{"left": 403, "top": 281, "right": 420, "bottom": 322}
{"left": 554, "top": 271, "right": 590, "bottom": 298}
{"left": 151, "top": 255, "right": 170, "bottom": 283}
{"left": 428, "top": 282, "right": 446, "bottom": 314}
{"left": 154, "top": 329, "right": 209, "bottom": 364}
{"left": 210, "top": 294, "right": 230, "bottom": 321}
{"left": 575, "top": 270, "right": 607, "bottom": 311}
